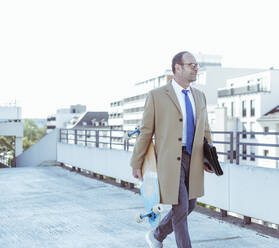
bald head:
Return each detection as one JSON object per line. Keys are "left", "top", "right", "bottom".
{"left": 172, "top": 51, "right": 194, "bottom": 74}
{"left": 172, "top": 51, "right": 198, "bottom": 88}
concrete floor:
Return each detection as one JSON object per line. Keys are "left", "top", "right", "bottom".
{"left": 0, "top": 165, "right": 278, "bottom": 248}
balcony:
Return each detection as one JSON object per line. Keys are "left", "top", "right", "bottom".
{"left": 218, "top": 83, "right": 269, "bottom": 97}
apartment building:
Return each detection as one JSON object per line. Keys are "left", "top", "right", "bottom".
{"left": 257, "top": 105, "right": 279, "bottom": 168}
{"left": 108, "top": 100, "right": 124, "bottom": 130}
{"left": 108, "top": 53, "right": 269, "bottom": 151}
{"left": 217, "top": 69, "right": 279, "bottom": 168}
{"left": 0, "top": 104, "right": 23, "bottom": 163}
{"left": 110, "top": 53, "right": 265, "bottom": 129}
{"left": 46, "top": 104, "right": 86, "bottom": 133}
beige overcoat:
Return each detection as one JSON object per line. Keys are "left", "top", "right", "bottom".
{"left": 130, "top": 82, "right": 212, "bottom": 204}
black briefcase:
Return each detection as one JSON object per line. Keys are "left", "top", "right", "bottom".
{"left": 203, "top": 138, "right": 223, "bottom": 176}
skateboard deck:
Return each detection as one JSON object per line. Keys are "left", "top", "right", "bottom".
{"left": 127, "top": 128, "right": 163, "bottom": 227}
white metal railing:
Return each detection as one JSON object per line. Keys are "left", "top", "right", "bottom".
{"left": 15, "top": 128, "right": 279, "bottom": 227}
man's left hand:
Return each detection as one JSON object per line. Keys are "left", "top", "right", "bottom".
{"left": 203, "top": 164, "right": 214, "bottom": 173}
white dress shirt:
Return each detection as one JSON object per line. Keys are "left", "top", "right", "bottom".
{"left": 171, "top": 79, "right": 196, "bottom": 146}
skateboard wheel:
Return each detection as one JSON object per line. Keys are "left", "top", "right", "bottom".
{"left": 152, "top": 204, "right": 163, "bottom": 214}
{"left": 135, "top": 213, "right": 144, "bottom": 223}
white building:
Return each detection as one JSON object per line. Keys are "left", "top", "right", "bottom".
{"left": 108, "top": 100, "right": 124, "bottom": 130}
{"left": 257, "top": 105, "right": 279, "bottom": 168}
{"left": 110, "top": 53, "right": 265, "bottom": 131}
{"left": 217, "top": 69, "right": 279, "bottom": 168}
{"left": 0, "top": 103, "right": 23, "bottom": 165}
{"left": 47, "top": 104, "right": 86, "bottom": 133}
{"left": 46, "top": 115, "right": 56, "bottom": 133}
{"left": 108, "top": 53, "right": 270, "bottom": 152}
{"left": 122, "top": 70, "right": 173, "bottom": 131}
{"left": 193, "top": 66, "right": 265, "bottom": 107}
{"left": 258, "top": 105, "right": 279, "bottom": 132}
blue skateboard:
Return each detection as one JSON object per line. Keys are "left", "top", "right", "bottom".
{"left": 127, "top": 128, "right": 163, "bottom": 227}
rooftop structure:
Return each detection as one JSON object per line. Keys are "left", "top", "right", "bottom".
{"left": 71, "top": 111, "right": 109, "bottom": 129}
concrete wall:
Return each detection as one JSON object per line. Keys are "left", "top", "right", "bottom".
{"left": 0, "top": 106, "right": 21, "bottom": 120}
{"left": 57, "top": 142, "right": 279, "bottom": 225}
{"left": 199, "top": 163, "right": 279, "bottom": 225}
{"left": 16, "top": 130, "right": 58, "bottom": 167}
{"left": 0, "top": 122, "right": 23, "bottom": 137}
{"left": 57, "top": 143, "right": 138, "bottom": 184}
{"left": 16, "top": 132, "right": 279, "bottom": 225}
{"left": 0, "top": 116, "right": 24, "bottom": 156}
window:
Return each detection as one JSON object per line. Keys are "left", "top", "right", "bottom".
{"left": 264, "top": 150, "right": 269, "bottom": 156}
{"left": 242, "top": 144, "right": 247, "bottom": 160}
{"left": 250, "top": 122, "right": 255, "bottom": 138}
{"left": 264, "top": 126, "right": 269, "bottom": 133}
{"left": 242, "top": 101, "right": 247, "bottom": 117}
{"left": 231, "top": 102, "right": 234, "bottom": 117}
{"left": 242, "top": 122, "right": 247, "bottom": 138}
{"left": 250, "top": 100, "right": 255, "bottom": 116}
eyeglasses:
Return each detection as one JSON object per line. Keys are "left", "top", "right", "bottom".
{"left": 180, "top": 63, "right": 200, "bottom": 69}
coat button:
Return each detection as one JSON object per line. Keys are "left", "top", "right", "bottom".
{"left": 178, "top": 138, "right": 182, "bottom": 141}
{"left": 177, "top": 157, "right": 181, "bottom": 161}
{"left": 179, "top": 118, "right": 182, "bottom": 122}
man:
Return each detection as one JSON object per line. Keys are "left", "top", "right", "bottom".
{"left": 130, "top": 51, "right": 213, "bottom": 248}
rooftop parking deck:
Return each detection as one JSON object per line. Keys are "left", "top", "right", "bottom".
{"left": 0, "top": 165, "right": 279, "bottom": 248}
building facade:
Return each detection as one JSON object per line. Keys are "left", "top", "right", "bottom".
{"left": 217, "top": 69, "right": 279, "bottom": 168}
{"left": 0, "top": 104, "right": 23, "bottom": 164}
{"left": 46, "top": 104, "right": 86, "bottom": 133}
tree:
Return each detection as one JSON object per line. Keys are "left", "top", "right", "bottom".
{"left": 0, "top": 119, "right": 46, "bottom": 165}
{"left": 23, "top": 119, "right": 46, "bottom": 151}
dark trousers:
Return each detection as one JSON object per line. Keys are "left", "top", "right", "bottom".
{"left": 154, "top": 151, "right": 197, "bottom": 248}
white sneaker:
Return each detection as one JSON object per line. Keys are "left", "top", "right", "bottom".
{"left": 145, "top": 230, "right": 163, "bottom": 248}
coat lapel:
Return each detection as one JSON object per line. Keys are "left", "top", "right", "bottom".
{"left": 165, "top": 82, "right": 182, "bottom": 116}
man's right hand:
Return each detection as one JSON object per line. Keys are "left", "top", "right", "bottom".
{"left": 132, "top": 168, "right": 143, "bottom": 181}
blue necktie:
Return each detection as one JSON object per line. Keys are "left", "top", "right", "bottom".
{"left": 182, "top": 89, "right": 195, "bottom": 155}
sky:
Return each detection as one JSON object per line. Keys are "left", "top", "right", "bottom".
{"left": 0, "top": 0, "right": 279, "bottom": 118}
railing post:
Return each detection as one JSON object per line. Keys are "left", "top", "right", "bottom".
{"left": 123, "top": 137, "right": 126, "bottom": 151}
{"left": 74, "top": 130, "right": 77, "bottom": 145}
{"left": 96, "top": 130, "right": 99, "bottom": 148}
{"left": 221, "top": 209, "right": 228, "bottom": 217}
{"left": 230, "top": 132, "right": 234, "bottom": 163}
{"left": 236, "top": 132, "right": 240, "bottom": 165}
{"left": 127, "top": 138, "right": 130, "bottom": 151}
{"left": 120, "top": 180, "right": 126, "bottom": 187}
{"left": 244, "top": 216, "right": 251, "bottom": 225}
{"left": 66, "top": 129, "right": 69, "bottom": 144}
{"left": 59, "top": 129, "right": 61, "bottom": 142}
{"left": 128, "top": 183, "right": 134, "bottom": 189}
{"left": 85, "top": 130, "right": 87, "bottom": 146}
{"left": 110, "top": 129, "right": 112, "bottom": 149}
